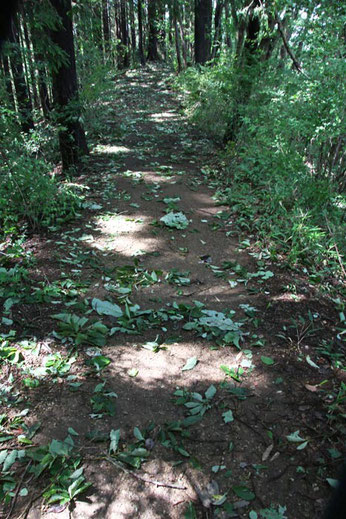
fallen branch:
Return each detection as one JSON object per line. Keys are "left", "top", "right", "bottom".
{"left": 104, "top": 455, "right": 187, "bottom": 490}
{"left": 275, "top": 13, "right": 302, "bottom": 74}
{"left": 5, "top": 461, "right": 32, "bottom": 519}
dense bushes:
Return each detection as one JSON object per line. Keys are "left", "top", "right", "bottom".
{"left": 0, "top": 107, "right": 82, "bottom": 232}
{"left": 176, "top": 9, "right": 345, "bottom": 275}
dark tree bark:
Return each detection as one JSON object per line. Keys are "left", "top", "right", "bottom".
{"left": 102, "top": 0, "right": 111, "bottom": 56}
{"left": 137, "top": 0, "right": 145, "bottom": 65}
{"left": 31, "top": 40, "right": 51, "bottom": 118}
{"left": 224, "top": 1, "right": 232, "bottom": 49}
{"left": 211, "top": 0, "right": 224, "bottom": 60}
{"left": 48, "top": 0, "right": 88, "bottom": 171}
{"left": 147, "top": 0, "right": 160, "bottom": 61}
{"left": 117, "top": 0, "right": 129, "bottom": 68}
{"left": 128, "top": 0, "right": 136, "bottom": 56}
{"left": 173, "top": 0, "right": 182, "bottom": 72}
{"left": 179, "top": 15, "right": 188, "bottom": 67}
{"left": 224, "top": 0, "right": 261, "bottom": 143}
{"left": 243, "top": 1, "right": 260, "bottom": 60}
{"left": 37, "top": 64, "right": 51, "bottom": 118}
{"left": 258, "top": 11, "right": 277, "bottom": 61}
{"left": 158, "top": 2, "right": 166, "bottom": 60}
{"left": 194, "top": 0, "right": 212, "bottom": 64}
{"left": 8, "top": 19, "right": 34, "bottom": 132}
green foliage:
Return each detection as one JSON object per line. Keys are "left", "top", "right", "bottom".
{"left": 176, "top": 5, "right": 346, "bottom": 274}
{"left": 0, "top": 115, "right": 82, "bottom": 231}
{"left": 176, "top": 58, "right": 236, "bottom": 142}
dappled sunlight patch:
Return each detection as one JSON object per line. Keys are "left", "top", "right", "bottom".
{"left": 93, "top": 144, "right": 132, "bottom": 155}
{"left": 107, "top": 340, "right": 244, "bottom": 390}
{"left": 272, "top": 293, "right": 307, "bottom": 302}
{"left": 91, "top": 214, "right": 158, "bottom": 255}
{"left": 95, "top": 214, "right": 150, "bottom": 234}
{"left": 149, "top": 111, "right": 179, "bottom": 122}
{"left": 93, "top": 233, "right": 160, "bottom": 255}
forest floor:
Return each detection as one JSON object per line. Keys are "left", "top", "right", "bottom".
{"left": 3, "top": 67, "right": 345, "bottom": 519}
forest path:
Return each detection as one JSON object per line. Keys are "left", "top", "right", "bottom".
{"left": 11, "top": 67, "right": 336, "bottom": 519}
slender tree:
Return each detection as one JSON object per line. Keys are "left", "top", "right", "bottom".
{"left": 137, "top": 0, "right": 145, "bottom": 65}
{"left": 0, "top": 54, "right": 15, "bottom": 109}
{"left": 120, "top": 0, "right": 130, "bottom": 67}
{"left": 128, "top": 0, "right": 136, "bottom": 57}
{"left": 194, "top": 0, "right": 212, "bottom": 64}
{"left": 48, "top": 0, "right": 88, "bottom": 170}
{"left": 173, "top": 0, "right": 182, "bottom": 72}
{"left": 7, "top": 18, "right": 34, "bottom": 132}
{"left": 102, "top": 0, "right": 111, "bottom": 57}
{"left": 211, "top": 0, "right": 224, "bottom": 60}
{"left": 21, "top": 14, "right": 40, "bottom": 109}
{"left": 147, "top": 0, "right": 160, "bottom": 61}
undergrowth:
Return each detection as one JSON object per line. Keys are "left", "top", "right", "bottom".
{"left": 175, "top": 54, "right": 346, "bottom": 279}
{"left": 0, "top": 54, "right": 117, "bottom": 238}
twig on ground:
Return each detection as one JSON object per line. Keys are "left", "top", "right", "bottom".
{"left": 5, "top": 461, "right": 32, "bottom": 519}
{"left": 104, "top": 455, "right": 187, "bottom": 490}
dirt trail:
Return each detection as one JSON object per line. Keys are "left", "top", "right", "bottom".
{"left": 7, "top": 67, "right": 343, "bottom": 519}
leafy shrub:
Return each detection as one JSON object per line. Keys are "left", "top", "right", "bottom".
{"left": 0, "top": 112, "right": 82, "bottom": 231}
{"left": 176, "top": 59, "right": 236, "bottom": 142}
{"left": 176, "top": 7, "right": 346, "bottom": 274}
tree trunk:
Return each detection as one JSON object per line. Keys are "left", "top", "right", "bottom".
{"left": 32, "top": 44, "right": 51, "bottom": 118}
{"left": 224, "top": 1, "right": 232, "bottom": 49}
{"left": 102, "top": 0, "right": 111, "bottom": 57}
{"left": 137, "top": 0, "right": 145, "bottom": 65}
{"left": 224, "top": 0, "right": 261, "bottom": 143}
{"left": 0, "top": 54, "right": 15, "bottom": 109}
{"left": 147, "top": 0, "right": 160, "bottom": 61}
{"left": 177, "top": 8, "right": 188, "bottom": 67}
{"left": 128, "top": 0, "right": 136, "bottom": 57}
{"left": 211, "top": 0, "right": 224, "bottom": 60}
{"left": 118, "top": 0, "right": 129, "bottom": 68}
{"left": 194, "top": 0, "right": 212, "bottom": 64}
{"left": 158, "top": 3, "right": 166, "bottom": 60}
{"left": 8, "top": 19, "right": 34, "bottom": 132}
{"left": 21, "top": 15, "right": 40, "bottom": 109}
{"left": 173, "top": 0, "right": 182, "bottom": 72}
{"left": 48, "top": 0, "right": 88, "bottom": 171}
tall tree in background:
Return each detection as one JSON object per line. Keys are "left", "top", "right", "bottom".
{"left": 194, "top": 0, "right": 212, "bottom": 64}
{"left": 137, "top": 0, "right": 145, "bottom": 65}
{"left": 211, "top": 0, "right": 224, "bottom": 60}
{"left": 128, "top": 0, "right": 136, "bottom": 58}
{"left": 49, "top": 0, "right": 88, "bottom": 170}
{"left": 0, "top": 54, "right": 15, "bottom": 109}
{"left": 7, "top": 17, "right": 35, "bottom": 132}
{"left": 173, "top": 0, "right": 182, "bottom": 72}
{"left": 102, "top": 0, "right": 111, "bottom": 57}
{"left": 147, "top": 0, "right": 160, "bottom": 61}
{"left": 120, "top": 0, "right": 130, "bottom": 67}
